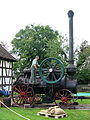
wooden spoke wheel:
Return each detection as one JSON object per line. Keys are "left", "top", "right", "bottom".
{"left": 12, "top": 84, "right": 34, "bottom": 105}
{"left": 54, "top": 89, "right": 74, "bottom": 105}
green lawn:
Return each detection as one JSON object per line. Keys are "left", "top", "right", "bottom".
{"left": 55, "top": 98, "right": 90, "bottom": 105}
{"left": 0, "top": 107, "right": 90, "bottom": 120}
{"left": 76, "top": 99, "right": 90, "bottom": 104}
{"left": 0, "top": 99, "right": 90, "bottom": 120}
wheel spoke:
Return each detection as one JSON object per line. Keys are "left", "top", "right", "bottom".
{"left": 14, "top": 96, "right": 21, "bottom": 104}
{"left": 46, "top": 62, "right": 52, "bottom": 68}
{"left": 52, "top": 62, "right": 58, "bottom": 70}
{"left": 13, "top": 87, "right": 21, "bottom": 93}
{"left": 21, "top": 85, "right": 26, "bottom": 91}
{"left": 52, "top": 72, "right": 57, "bottom": 81}
{"left": 17, "top": 85, "right": 22, "bottom": 93}
{"left": 25, "top": 86, "right": 29, "bottom": 92}
{"left": 19, "top": 98, "right": 24, "bottom": 104}
{"left": 67, "top": 94, "right": 71, "bottom": 97}
{"left": 57, "top": 91, "right": 63, "bottom": 97}
{"left": 64, "top": 91, "right": 69, "bottom": 97}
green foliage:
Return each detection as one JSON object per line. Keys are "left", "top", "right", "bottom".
{"left": 11, "top": 24, "right": 67, "bottom": 75}
{"left": 46, "top": 35, "right": 68, "bottom": 61}
{"left": 76, "top": 40, "right": 90, "bottom": 84}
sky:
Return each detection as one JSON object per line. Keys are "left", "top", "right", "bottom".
{"left": 0, "top": 0, "right": 90, "bottom": 51}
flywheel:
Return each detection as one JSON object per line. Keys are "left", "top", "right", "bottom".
{"left": 39, "top": 57, "right": 64, "bottom": 84}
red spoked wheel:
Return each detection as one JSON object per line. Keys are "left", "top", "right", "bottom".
{"left": 54, "top": 89, "right": 74, "bottom": 105}
{"left": 12, "top": 84, "right": 34, "bottom": 105}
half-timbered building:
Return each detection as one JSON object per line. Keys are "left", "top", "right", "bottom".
{"left": 0, "top": 44, "right": 16, "bottom": 91}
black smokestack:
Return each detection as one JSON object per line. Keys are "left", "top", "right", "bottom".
{"left": 67, "top": 10, "right": 76, "bottom": 78}
{"left": 68, "top": 10, "right": 74, "bottom": 65}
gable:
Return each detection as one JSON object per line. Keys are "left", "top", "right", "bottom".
{"left": 0, "top": 44, "right": 16, "bottom": 62}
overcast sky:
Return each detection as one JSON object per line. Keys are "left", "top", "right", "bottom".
{"left": 0, "top": 0, "right": 90, "bottom": 50}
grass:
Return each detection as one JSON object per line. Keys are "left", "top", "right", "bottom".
{"left": 76, "top": 99, "right": 90, "bottom": 104}
{"left": 55, "top": 98, "right": 90, "bottom": 105}
{"left": 0, "top": 99, "right": 90, "bottom": 120}
{"left": 0, "top": 107, "right": 90, "bottom": 120}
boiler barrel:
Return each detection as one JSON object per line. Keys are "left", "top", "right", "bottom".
{"left": 65, "top": 80, "right": 77, "bottom": 94}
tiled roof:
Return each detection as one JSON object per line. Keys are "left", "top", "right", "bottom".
{"left": 0, "top": 44, "right": 16, "bottom": 62}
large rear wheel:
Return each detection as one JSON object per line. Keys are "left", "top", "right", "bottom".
{"left": 12, "top": 84, "right": 34, "bottom": 105}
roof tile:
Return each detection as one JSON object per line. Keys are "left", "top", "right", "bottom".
{"left": 0, "top": 44, "right": 16, "bottom": 62}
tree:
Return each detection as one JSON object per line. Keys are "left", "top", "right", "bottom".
{"left": 11, "top": 24, "right": 67, "bottom": 75}
{"left": 76, "top": 40, "right": 90, "bottom": 84}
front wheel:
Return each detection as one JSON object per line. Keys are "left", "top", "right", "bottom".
{"left": 54, "top": 89, "right": 75, "bottom": 105}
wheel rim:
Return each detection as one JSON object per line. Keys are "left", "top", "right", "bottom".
{"left": 54, "top": 89, "right": 74, "bottom": 105}
{"left": 12, "top": 84, "right": 34, "bottom": 105}
{"left": 39, "top": 57, "right": 64, "bottom": 84}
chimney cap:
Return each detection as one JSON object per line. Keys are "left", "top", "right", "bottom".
{"left": 68, "top": 10, "right": 74, "bottom": 17}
